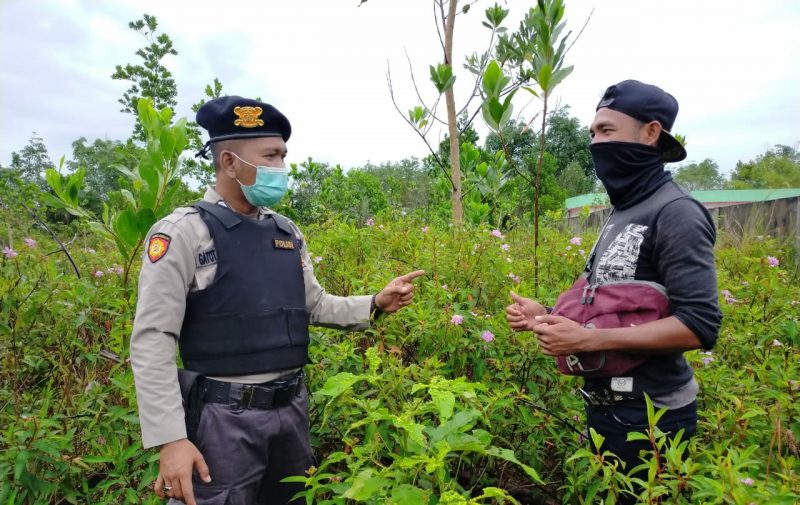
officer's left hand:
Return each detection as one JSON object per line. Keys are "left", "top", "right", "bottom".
{"left": 375, "top": 270, "right": 425, "bottom": 313}
{"left": 531, "top": 314, "right": 593, "bottom": 356}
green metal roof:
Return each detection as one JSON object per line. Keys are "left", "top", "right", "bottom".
{"left": 566, "top": 188, "right": 800, "bottom": 210}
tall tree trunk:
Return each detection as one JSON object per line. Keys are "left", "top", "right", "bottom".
{"left": 444, "top": 0, "right": 463, "bottom": 225}
{"left": 534, "top": 94, "right": 548, "bottom": 295}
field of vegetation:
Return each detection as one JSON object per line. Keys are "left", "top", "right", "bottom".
{"left": 1, "top": 197, "right": 798, "bottom": 503}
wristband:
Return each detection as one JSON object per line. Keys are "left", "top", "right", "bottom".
{"left": 371, "top": 294, "right": 384, "bottom": 319}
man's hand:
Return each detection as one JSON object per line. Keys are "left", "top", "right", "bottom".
{"left": 505, "top": 291, "right": 548, "bottom": 332}
{"left": 154, "top": 438, "right": 211, "bottom": 505}
{"left": 532, "top": 314, "right": 593, "bottom": 356}
{"left": 374, "top": 270, "right": 425, "bottom": 313}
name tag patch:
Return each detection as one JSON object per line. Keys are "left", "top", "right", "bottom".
{"left": 274, "top": 239, "right": 295, "bottom": 250}
{"left": 610, "top": 377, "right": 633, "bottom": 393}
{"left": 197, "top": 248, "right": 218, "bottom": 267}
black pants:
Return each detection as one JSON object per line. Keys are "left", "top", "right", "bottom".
{"left": 585, "top": 399, "right": 697, "bottom": 504}
{"left": 170, "top": 383, "right": 313, "bottom": 505}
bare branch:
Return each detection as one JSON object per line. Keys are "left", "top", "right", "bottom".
{"left": 434, "top": 1, "right": 446, "bottom": 54}
{"left": 456, "top": 30, "right": 496, "bottom": 118}
{"left": 565, "top": 7, "right": 594, "bottom": 55}
{"left": 405, "top": 49, "right": 448, "bottom": 126}
{"left": 386, "top": 63, "right": 453, "bottom": 188}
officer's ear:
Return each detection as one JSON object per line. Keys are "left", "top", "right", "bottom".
{"left": 217, "top": 149, "right": 239, "bottom": 179}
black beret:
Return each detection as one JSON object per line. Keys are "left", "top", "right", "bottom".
{"left": 196, "top": 95, "right": 291, "bottom": 143}
{"left": 596, "top": 80, "right": 686, "bottom": 162}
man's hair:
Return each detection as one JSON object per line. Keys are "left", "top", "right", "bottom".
{"left": 210, "top": 139, "right": 241, "bottom": 173}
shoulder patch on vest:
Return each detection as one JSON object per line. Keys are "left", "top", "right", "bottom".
{"left": 196, "top": 248, "right": 218, "bottom": 267}
{"left": 147, "top": 233, "right": 171, "bottom": 263}
{"left": 274, "top": 239, "right": 295, "bottom": 250}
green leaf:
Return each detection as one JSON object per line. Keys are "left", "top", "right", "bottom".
{"left": 430, "top": 389, "right": 455, "bottom": 423}
{"left": 114, "top": 209, "right": 140, "bottom": 248}
{"left": 45, "top": 168, "right": 62, "bottom": 194}
{"left": 481, "top": 60, "right": 503, "bottom": 97}
{"left": 138, "top": 158, "right": 159, "bottom": 193}
{"left": 521, "top": 85, "right": 540, "bottom": 98}
{"left": 342, "top": 470, "right": 390, "bottom": 500}
{"left": 136, "top": 208, "right": 157, "bottom": 235}
{"left": 38, "top": 192, "right": 67, "bottom": 209}
{"left": 391, "top": 484, "right": 426, "bottom": 505}
{"left": 315, "top": 372, "right": 361, "bottom": 398}
{"left": 626, "top": 431, "right": 650, "bottom": 442}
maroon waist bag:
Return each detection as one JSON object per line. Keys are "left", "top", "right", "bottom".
{"left": 550, "top": 276, "right": 671, "bottom": 377}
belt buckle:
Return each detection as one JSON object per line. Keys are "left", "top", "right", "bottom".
{"left": 239, "top": 386, "right": 255, "bottom": 409}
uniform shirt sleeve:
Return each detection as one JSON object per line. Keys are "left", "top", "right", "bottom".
{"left": 290, "top": 222, "right": 372, "bottom": 331}
{"left": 652, "top": 198, "right": 723, "bottom": 350}
{"left": 130, "top": 217, "right": 197, "bottom": 448}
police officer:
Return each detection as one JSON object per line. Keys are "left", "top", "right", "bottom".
{"left": 130, "top": 96, "right": 424, "bottom": 505}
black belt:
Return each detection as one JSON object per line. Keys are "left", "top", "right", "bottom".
{"left": 578, "top": 387, "right": 639, "bottom": 407}
{"left": 202, "top": 370, "right": 304, "bottom": 410}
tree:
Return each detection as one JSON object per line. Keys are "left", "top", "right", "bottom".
{"left": 544, "top": 106, "right": 592, "bottom": 178}
{"left": 729, "top": 144, "right": 800, "bottom": 189}
{"left": 67, "top": 137, "right": 133, "bottom": 213}
{"left": 387, "top": 2, "right": 522, "bottom": 226}
{"left": 361, "top": 157, "right": 437, "bottom": 212}
{"left": 672, "top": 158, "right": 724, "bottom": 191}
{"left": 9, "top": 133, "right": 53, "bottom": 189}
{"left": 112, "top": 14, "right": 178, "bottom": 141}
{"left": 43, "top": 99, "right": 189, "bottom": 291}
{"left": 184, "top": 78, "right": 227, "bottom": 187}
{"left": 557, "top": 160, "right": 595, "bottom": 197}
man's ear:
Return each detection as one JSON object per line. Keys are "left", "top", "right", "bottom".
{"left": 219, "top": 150, "right": 238, "bottom": 178}
{"left": 640, "top": 121, "right": 663, "bottom": 147}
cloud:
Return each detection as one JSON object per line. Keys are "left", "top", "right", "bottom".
{"left": 1, "top": 0, "right": 798, "bottom": 176}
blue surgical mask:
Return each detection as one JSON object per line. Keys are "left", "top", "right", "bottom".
{"left": 230, "top": 152, "right": 289, "bottom": 207}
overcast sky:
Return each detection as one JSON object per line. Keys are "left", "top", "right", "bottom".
{"left": 1, "top": 0, "right": 798, "bottom": 176}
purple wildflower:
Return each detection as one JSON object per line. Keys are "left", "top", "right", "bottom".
{"left": 313, "top": 256, "right": 323, "bottom": 264}
{"left": 701, "top": 351, "right": 714, "bottom": 366}
{"left": 570, "top": 236, "right": 582, "bottom": 246}
{"left": 24, "top": 237, "right": 37, "bottom": 247}
{"left": 366, "top": 218, "right": 375, "bottom": 227}
{"left": 481, "top": 331, "right": 495, "bottom": 343}
{"left": 3, "top": 246, "right": 18, "bottom": 259}
{"left": 721, "top": 289, "right": 739, "bottom": 304}
{"left": 421, "top": 226, "right": 429, "bottom": 233}
{"left": 501, "top": 243, "right": 510, "bottom": 251}
{"left": 94, "top": 270, "right": 104, "bottom": 278}
{"left": 740, "top": 477, "right": 754, "bottom": 486}
{"left": 451, "top": 314, "right": 464, "bottom": 325}
{"left": 490, "top": 229, "right": 503, "bottom": 238}
{"left": 767, "top": 256, "right": 779, "bottom": 267}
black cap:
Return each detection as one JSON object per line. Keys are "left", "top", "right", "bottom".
{"left": 196, "top": 95, "right": 291, "bottom": 143}
{"left": 596, "top": 80, "right": 686, "bottom": 162}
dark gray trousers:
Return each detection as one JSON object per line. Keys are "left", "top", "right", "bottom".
{"left": 170, "top": 383, "right": 313, "bottom": 505}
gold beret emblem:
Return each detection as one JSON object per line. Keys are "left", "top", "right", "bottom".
{"left": 233, "top": 106, "right": 264, "bottom": 128}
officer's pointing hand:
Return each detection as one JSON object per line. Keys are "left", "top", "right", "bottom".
{"left": 375, "top": 270, "right": 425, "bottom": 314}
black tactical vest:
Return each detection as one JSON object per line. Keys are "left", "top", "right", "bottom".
{"left": 179, "top": 201, "right": 310, "bottom": 375}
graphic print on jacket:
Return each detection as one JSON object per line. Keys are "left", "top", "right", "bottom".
{"left": 594, "top": 223, "right": 648, "bottom": 283}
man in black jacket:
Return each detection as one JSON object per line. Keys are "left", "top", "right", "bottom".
{"left": 506, "top": 80, "right": 722, "bottom": 499}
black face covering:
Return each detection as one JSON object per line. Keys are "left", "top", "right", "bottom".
{"left": 589, "top": 141, "right": 673, "bottom": 209}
